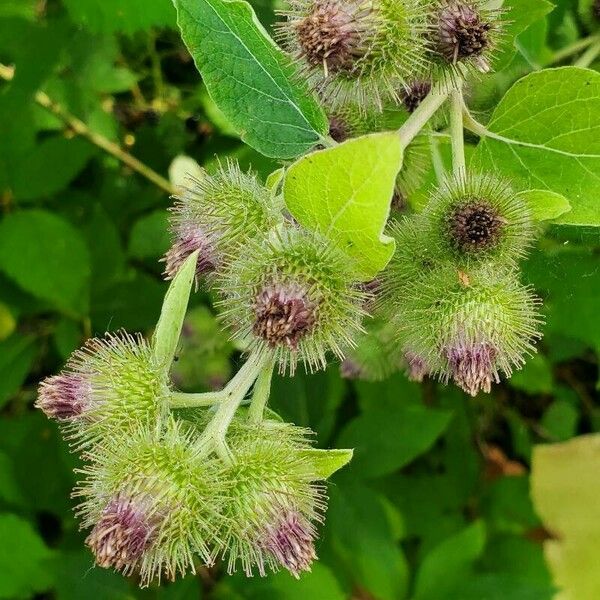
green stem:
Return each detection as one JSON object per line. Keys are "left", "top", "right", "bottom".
{"left": 194, "top": 351, "right": 270, "bottom": 465}
{"left": 545, "top": 35, "right": 598, "bottom": 66}
{"left": 169, "top": 391, "right": 223, "bottom": 408}
{"left": 398, "top": 83, "right": 449, "bottom": 150}
{"left": 574, "top": 39, "right": 600, "bottom": 68}
{"left": 429, "top": 130, "right": 446, "bottom": 184}
{"left": 449, "top": 87, "right": 466, "bottom": 177}
{"left": 247, "top": 358, "right": 276, "bottom": 424}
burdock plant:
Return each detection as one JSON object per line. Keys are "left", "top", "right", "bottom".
{"left": 34, "top": 0, "right": 585, "bottom": 588}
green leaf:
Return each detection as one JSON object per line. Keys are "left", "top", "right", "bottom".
{"left": 531, "top": 434, "right": 600, "bottom": 600}
{"left": 153, "top": 250, "right": 198, "bottom": 371}
{"left": 516, "top": 190, "right": 571, "bottom": 222}
{"left": 301, "top": 448, "right": 353, "bottom": 479}
{"left": 53, "top": 551, "right": 131, "bottom": 600}
{"left": 0, "top": 334, "right": 36, "bottom": 408}
{"left": 471, "top": 67, "right": 600, "bottom": 226}
{"left": 173, "top": 0, "right": 328, "bottom": 159}
{"left": 0, "top": 513, "right": 53, "bottom": 598}
{"left": 414, "top": 520, "right": 487, "bottom": 600}
{"left": 325, "top": 483, "right": 410, "bottom": 600}
{"left": 0, "top": 210, "right": 90, "bottom": 315}
{"left": 128, "top": 210, "right": 171, "bottom": 260}
{"left": 0, "top": 452, "right": 23, "bottom": 505}
{"left": 337, "top": 402, "right": 452, "bottom": 479}
{"left": 62, "top": 0, "right": 176, "bottom": 34}
{"left": 284, "top": 132, "right": 402, "bottom": 280}
{"left": 12, "top": 137, "right": 95, "bottom": 201}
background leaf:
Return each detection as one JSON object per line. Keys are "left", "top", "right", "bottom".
{"left": 0, "top": 210, "right": 90, "bottom": 316}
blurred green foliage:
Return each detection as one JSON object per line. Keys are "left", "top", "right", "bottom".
{"left": 0, "top": 0, "right": 598, "bottom": 598}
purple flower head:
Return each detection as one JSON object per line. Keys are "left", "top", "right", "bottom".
{"left": 437, "top": 2, "right": 493, "bottom": 72}
{"left": 162, "top": 224, "right": 218, "bottom": 281}
{"left": 253, "top": 282, "right": 317, "bottom": 350}
{"left": 37, "top": 373, "right": 92, "bottom": 421}
{"left": 261, "top": 510, "right": 316, "bottom": 578}
{"left": 404, "top": 351, "right": 429, "bottom": 383}
{"left": 446, "top": 340, "right": 499, "bottom": 396}
{"left": 86, "top": 494, "right": 158, "bottom": 573}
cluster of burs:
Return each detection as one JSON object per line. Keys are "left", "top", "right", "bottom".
{"left": 33, "top": 0, "right": 552, "bottom": 588}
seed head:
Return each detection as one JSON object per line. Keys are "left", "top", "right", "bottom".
{"left": 253, "top": 283, "right": 317, "bottom": 350}
{"left": 164, "top": 161, "right": 280, "bottom": 281}
{"left": 220, "top": 419, "right": 326, "bottom": 577}
{"left": 436, "top": 1, "right": 492, "bottom": 71}
{"left": 448, "top": 200, "right": 505, "bottom": 253}
{"left": 294, "top": 0, "right": 371, "bottom": 74}
{"left": 37, "top": 373, "right": 92, "bottom": 421}
{"left": 36, "top": 332, "right": 167, "bottom": 445}
{"left": 396, "top": 265, "right": 543, "bottom": 394}
{"left": 86, "top": 494, "right": 158, "bottom": 573}
{"left": 421, "top": 173, "right": 534, "bottom": 269}
{"left": 76, "top": 419, "right": 225, "bottom": 585}
{"left": 445, "top": 340, "right": 498, "bottom": 396}
{"left": 280, "top": 0, "right": 432, "bottom": 110}
{"left": 217, "top": 226, "right": 367, "bottom": 373}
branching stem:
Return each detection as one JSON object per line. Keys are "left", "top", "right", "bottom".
{"left": 189, "top": 351, "right": 271, "bottom": 465}
{"left": 398, "top": 83, "right": 449, "bottom": 150}
{"left": 0, "top": 63, "right": 175, "bottom": 195}
{"left": 248, "top": 357, "right": 276, "bottom": 424}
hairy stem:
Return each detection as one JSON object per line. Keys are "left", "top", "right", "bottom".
{"left": 398, "top": 83, "right": 449, "bottom": 150}
{"left": 449, "top": 87, "right": 466, "bottom": 177}
{"left": 195, "top": 351, "right": 271, "bottom": 465}
{"left": 247, "top": 358, "right": 276, "bottom": 424}
{"left": 574, "top": 39, "right": 600, "bottom": 68}
{"left": 0, "top": 63, "right": 175, "bottom": 195}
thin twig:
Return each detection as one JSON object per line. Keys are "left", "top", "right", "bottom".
{"left": 0, "top": 63, "right": 175, "bottom": 195}
{"left": 574, "top": 39, "right": 600, "bottom": 68}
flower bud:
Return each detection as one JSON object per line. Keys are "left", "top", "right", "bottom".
{"left": 429, "top": 0, "right": 503, "bottom": 78}
{"left": 36, "top": 332, "right": 167, "bottom": 445}
{"left": 76, "top": 419, "right": 224, "bottom": 584}
{"left": 219, "top": 418, "right": 325, "bottom": 577}
{"left": 163, "top": 161, "right": 281, "bottom": 281}
{"left": 280, "top": 0, "right": 432, "bottom": 109}
{"left": 400, "top": 80, "right": 432, "bottom": 113}
{"left": 420, "top": 174, "right": 533, "bottom": 269}
{"left": 397, "top": 265, "right": 542, "bottom": 395}
{"left": 217, "top": 226, "right": 367, "bottom": 373}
